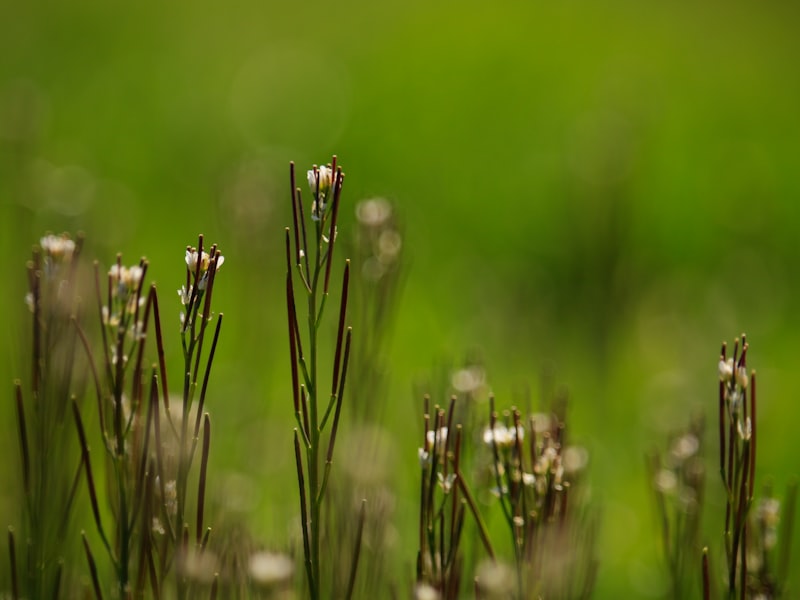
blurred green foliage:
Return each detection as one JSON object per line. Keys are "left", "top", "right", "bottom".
{"left": 2, "top": 0, "right": 800, "bottom": 596}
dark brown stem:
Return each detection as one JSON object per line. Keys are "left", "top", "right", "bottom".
{"left": 196, "top": 414, "right": 211, "bottom": 543}
{"left": 82, "top": 533, "right": 105, "bottom": 600}
{"left": 287, "top": 271, "right": 300, "bottom": 415}
{"left": 8, "top": 528, "right": 19, "bottom": 600}
{"left": 326, "top": 329, "right": 352, "bottom": 463}
{"left": 194, "top": 315, "right": 223, "bottom": 439}
{"left": 290, "top": 162, "right": 302, "bottom": 266}
{"left": 749, "top": 372, "right": 756, "bottom": 501}
{"left": 330, "top": 261, "right": 350, "bottom": 395}
{"left": 149, "top": 286, "right": 170, "bottom": 411}
{"left": 323, "top": 166, "right": 344, "bottom": 295}
{"left": 294, "top": 430, "right": 314, "bottom": 593}
{"left": 13, "top": 383, "right": 30, "bottom": 498}
{"left": 345, "top": 499, "right": 367, "bottom": 600}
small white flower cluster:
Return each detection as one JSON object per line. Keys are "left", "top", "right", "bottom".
{"left": 308, "top": 165, "right": 333, "bottom": 221}
{"left": 418, "top": 426, "right": 448, "bottom": 467}
{"left": 110, "top": 264, "right": 144, "bottom": 302}
{"left": 40, "top": 233, "right": 76, "bottom": 270}
{"left": 718, "top": 357, "right": 748, "bottom": 389}
{"left": 178, "top": 249, "right": 225, "bottom": 319}
{"left": 185, "top": 248, "right": 225, "bottom": 276}
{"left": 482, "top": 423, "right": 524, "bottom": 448}
{"left": 104, "top": 263, "right": 145, "bottom": 328}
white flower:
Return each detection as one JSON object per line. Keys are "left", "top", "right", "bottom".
{"left": 418, "top": 447, "right": 430, "bottom": 467}
{"left": 185, "top": 249, "right": 224, "bottom": 274}
{"left": 718, "top": 358, "right": 734, "bottom": 382}
{"left": 40, "top": 233, "right": 76, "bottom": 261}
{"left": 737, "top": 416, "right": 752, "bottom": 441}
{"left": 109, "top": 264, "right": 143, "bottom": 303}
{"left": 437, "top": 472, "right": 456, "bottom": 493}
{"left": 307, "top": 165, "right": 332, "bottom": 199}
{"left": 483, "top": 423, "right": 524, "bottom": 448}
{"left": 736, "top": 366, "right": 749, "bottom": 389}
{"left": 425, "top": 427, "right": 448, "bottom": 454}
{"left": 185, "top": 249, "right": 224, "bottom": 291}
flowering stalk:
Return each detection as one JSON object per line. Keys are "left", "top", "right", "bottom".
{"left": 12, "top": 233, "right": 84, "bottom": 599}
{"left": 71, "top": 238, "right": 223, "bottom": 599}
{"left": 648, "top": 414, "right": 706, "bottom": 598}
{"left": 717, "top": 336, "right": 755, "bottom": 598}
{"left": 73, "top": 252, "right": 153, "bottom": 596}
{"left": 711, "top": 335, "right": 797, "bottom": 599}
{"left": 416, "top": 395, "right": 494, "bottom": 599}
{"left": 285, "top": 158, "right": 353, "bottom": 599}
{"left": 480, "top": 396, "right": 596, "bottom": 598}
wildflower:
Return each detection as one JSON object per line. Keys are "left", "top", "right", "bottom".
{"left": 418, "top": 447, "right": 430, "bottom": 467}
{"left": 425, "top": 427, "right": 448, "bottom": 454}
{"left": 185, "top": 249, "right": 224, "bottom": 291}
{"left": 483, "top": 423, "right": 524, "bottom": 448}
{"left": 308, "top": 165, "right": 333, "bottom": 201}
{"left": 737, "top": 416, "right": 752, "bottom": 441}
{"left": 437, "top": 472, "right": 456, "bottom": 493}
{"left": 109, "top": 264, "right": 143, "bottom": 303}
{"left": 718, "top": 358, "right": 734, "bottom": 381}
{"left": 40, "top": 233, "right": 76, "bottom": 259}
{"left": 736, "top": 366, "right": 749, "bottom": 389}
{"left": 40, "top": 233, "right": 76, "bottom": 276}
{"left": 185, "top": 249, "right": 224, "bottom": 274}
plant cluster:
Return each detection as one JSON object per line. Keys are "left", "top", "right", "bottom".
{"left": 650, "top": 335, "right": 798, "bottom": 600}
{"left": 5, "top": 161, "right": 798, "bottom": 600}
{"left": 414, "top": 392, "right": 596, "bottom": 600}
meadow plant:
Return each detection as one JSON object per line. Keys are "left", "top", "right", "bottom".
{"left": 69, "top": 235, "right": 222, "bottom": 598}
{"left": 651, "top": 335, "right": 799, "bottom": 599}
{"left": 648, "top": 415, "right": 706, "bottom": 598}
{"left": 11, "top": 233, "right": 85, "bottom": 598}
{"left": 701, "top": 335, "right": 797, "bottom": 599}
{"left": 479, "top": 398, "right": 596, "bottom": 599}
{"left": 416, "top": 395, "right": 496, "bottom": 599}
{"left": 284, "top": 157, "right": 359, "bottom": 599}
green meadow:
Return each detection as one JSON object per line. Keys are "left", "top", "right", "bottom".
{"left": 1, "top": 1, "right": 799, "bottom": 597}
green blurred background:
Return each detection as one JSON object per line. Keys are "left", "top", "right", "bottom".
{"left": 2, "top": 0, "right": 799, "bottom": 596}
